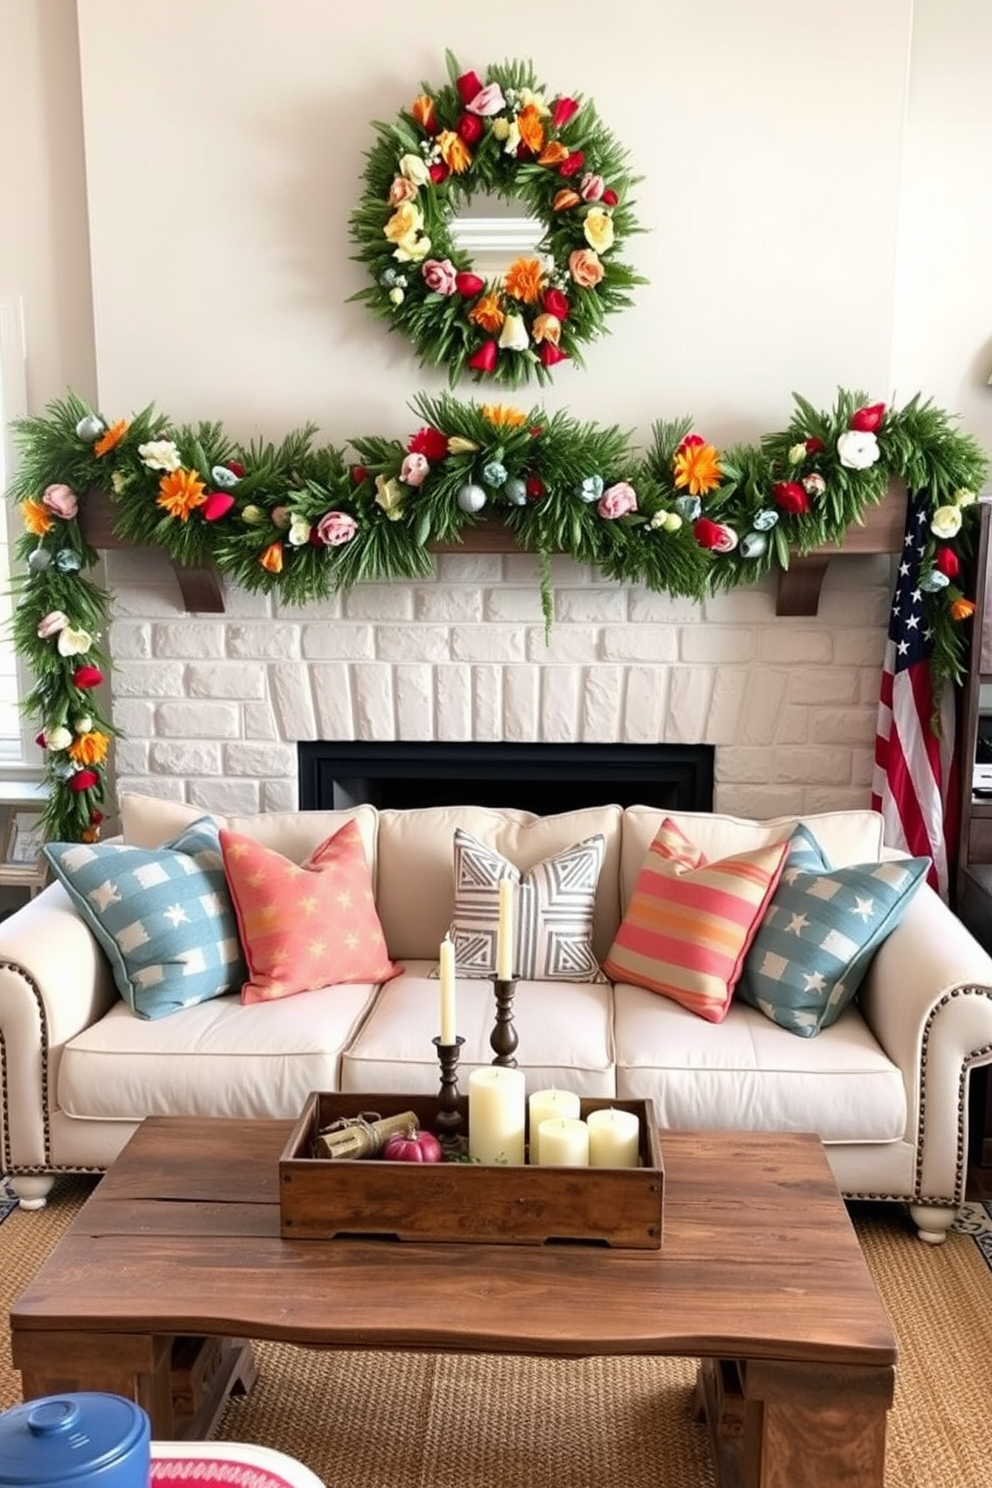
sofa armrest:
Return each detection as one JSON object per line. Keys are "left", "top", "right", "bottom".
{"left": 0, "top": 881, "right": 116, "bottom": 1171}
{"left": 858, "top": 881, "right": 992, "bottom": 1202}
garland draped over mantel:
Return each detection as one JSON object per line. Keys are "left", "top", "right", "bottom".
{"left": 4, "top": 387, "right": 989, "bottom": 844}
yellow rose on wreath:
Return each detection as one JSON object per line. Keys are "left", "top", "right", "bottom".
{"left": 583, "top": 207, "right": 615, "bottom": 254}
{"left": 384, "top": 201, "right": 424, "bottom": 245}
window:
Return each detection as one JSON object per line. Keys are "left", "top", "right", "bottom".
{"left": 0, "top": 294, "right": 37, "bottom": 771}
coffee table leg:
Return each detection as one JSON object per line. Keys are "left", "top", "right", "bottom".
{"left": 14, "top": 1331, "right": 176, "bottom": 1432}
{"left": 699, "top": 1357, "right": 894, "bottom": 1487}
{"left": 13, "top": 1330, "right": 257, "bottom": 1440}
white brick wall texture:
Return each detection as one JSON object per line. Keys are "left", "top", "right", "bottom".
{"left": 106, "top": 549, "right": 895, "bottom": 819}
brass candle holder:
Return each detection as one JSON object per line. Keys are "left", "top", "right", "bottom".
{"left": 432, "top": 1034, "right": 466, "bottom": 1154}
{"left": 490, "top": 975, "right": 518, "bottom": 1067}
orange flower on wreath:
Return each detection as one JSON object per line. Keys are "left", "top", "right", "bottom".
{"left": 437, "top": 130, "right": 472, "bottom": 174}
{"left": 259, "top": 542, "right": 284, "bottom": 574}
{"left": 504, "top": 257, "right": 544, "bottom": 305}
{"left": 157, "top": 468, "right": 207, "bottom": 520}
{"left": 951, "top": 596, "right": 976, "bottom": 622}
{"left": 22, "top": 499, "right": 52, "bottom": 537}
{"left": 672, "top": 438, "right": 723, "bottom": 497}
{"left": 538, "top": 141, "right": 570, "bottom": 168}
{"left": 94, "top": 419, "right": 128, "bottom": 457}
{"left": 68, "top": 730, "right": 110, "bottom": 767}
{"left": 515, "top": 103, "right": 546, "bottom": 156}
{"left": 469, "top": 294, "right": 506, "bottom": 334}
{"left": 480, "top": 404, "right": 528, "bottom": 429}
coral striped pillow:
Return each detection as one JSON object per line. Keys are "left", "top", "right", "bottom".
{"left": 603, "top": 818, "right": 788, "bottom": 1023}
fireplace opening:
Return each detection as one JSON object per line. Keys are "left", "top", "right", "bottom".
{"left": 298, "top": 741, "right": 714, "bottom": 816}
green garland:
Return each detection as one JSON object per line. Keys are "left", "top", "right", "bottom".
{"left": 349, "top": 52, "right": 645, "bottom": 387}
{"left": 4, "top": 386, "right": 989, "bottom": 845}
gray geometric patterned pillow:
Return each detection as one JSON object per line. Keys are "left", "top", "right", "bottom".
{"left": 446, "top": 828, "right": 607, "bottom": 982}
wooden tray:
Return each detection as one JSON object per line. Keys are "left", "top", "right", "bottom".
{"left": 279, "top": 1091, "right": 664, "bottom": 1248}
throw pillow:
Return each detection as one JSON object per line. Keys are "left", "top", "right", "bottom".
{"left": 220, "top": 818, "right": 402, "bottom": 1004}
{"left": 445, "top": 828, "right": 607, "bottom": 981}
{"left": 602, "top": 817, "right": 789, "bottom": 1023}
{"left": 737, "top": 853, "right": 930, "bottom": 1037}
{"left": 44, "top": 817, "right": 247, "bottom": 1021}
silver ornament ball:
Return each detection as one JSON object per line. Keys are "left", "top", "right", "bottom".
{"left": 457, "top": 483, "right": 488, "bottom": 514}
{"left": 75, "top": 414, "right": 105, "bottom": 443}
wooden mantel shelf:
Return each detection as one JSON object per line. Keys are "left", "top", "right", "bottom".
{"left": 78, "top": 482, "right": 907, "bottom": 618}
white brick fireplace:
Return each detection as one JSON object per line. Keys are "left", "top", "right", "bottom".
{"left": 103, "top": 544, "right": 894, "bottom": 822}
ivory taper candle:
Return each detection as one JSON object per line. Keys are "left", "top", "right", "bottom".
{"left": 496, "top": 876, "right": 515, "bottom": 980}
{"left": 438, "top": 935, "right": 456, "bottom": 1045}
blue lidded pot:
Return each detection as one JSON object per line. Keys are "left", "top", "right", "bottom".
{"left": 0, "top": 1394, "right": 150, "bottom": 1488}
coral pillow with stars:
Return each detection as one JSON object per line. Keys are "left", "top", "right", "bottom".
{"left": 219, "top": 820, "right": 402, "bottom": 1005}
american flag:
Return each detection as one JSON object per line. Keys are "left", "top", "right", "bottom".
{"left": 871, "top": 489, "right": 958, "bottom": 900}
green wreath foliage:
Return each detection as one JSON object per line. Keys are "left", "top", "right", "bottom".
{"left": 4, "top": 386, "right": 989, "bottom": 844}
{"left": 349, "top": 52, "right": 645, "bottom": 387}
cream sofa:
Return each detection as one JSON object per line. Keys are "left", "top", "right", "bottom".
{"left": 3, "top": 794, "right": 992, "bottom": 1244}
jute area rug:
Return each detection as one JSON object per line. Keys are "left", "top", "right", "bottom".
{"left": 2, "top": 1179, "right": 992, "bottom": 1488}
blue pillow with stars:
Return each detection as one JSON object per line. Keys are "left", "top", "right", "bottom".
{"left": 737, "top": 831, "right": 929, "bottom": 1038}
{"left": 44, "top": 816, "right": 247, "bottom": 1020}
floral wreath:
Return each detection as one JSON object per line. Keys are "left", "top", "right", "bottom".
{"left": 5, "top": 386, "right": 989, "bottom": 844}
{"left": 349, "top": 53, "right": 645, "bottom": 387}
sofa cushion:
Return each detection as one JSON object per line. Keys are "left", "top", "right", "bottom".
{"left": 374, "top": 805, "right": 623, "bottom": 962}
{"left": 120, "top": 792, "right": 379, "bottom": 870}
{"left": 738, "top": 854, "right": 930, "bottom": 1037}
{"left": 43, "top": 817, "right": 246, "bottom": 1021}
{"left": 220, "top": 820, "right": 402, "bottom": 1004}
{"left": 339, "top": 961, "right": 616, "bottom": 1097}
{"left": 58, "top": 984, "right": 379, "bottom": 1120}
{"left": 618, "top": 807, "right": 886, "bottom": 907}
{"left": 612, "top": 984, "right": 907, "bottom": 1144}
{"left": 444, "top": 828, "right": 607, "bottom": 981}
{"left": 603, "top": 819, "right": 788, "bottom": 1023}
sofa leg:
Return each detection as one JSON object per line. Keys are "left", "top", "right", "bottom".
{"left": 10, "top": 1175, "right": 55, "bottom": 1211}
{"left": 908, "top": 1203, "right": 957, "bottom": 1244}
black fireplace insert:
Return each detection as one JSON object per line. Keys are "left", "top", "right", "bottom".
{"left": 298, "top": 741, "right": 714, "bottom": 817}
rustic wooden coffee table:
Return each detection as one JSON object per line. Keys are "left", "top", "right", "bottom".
{"left": 10, "top": 1117, "right": 896, "bottom": 1488}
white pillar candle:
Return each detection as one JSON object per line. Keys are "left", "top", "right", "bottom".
{"left": 496, "top": 876, "right": 515, "bottom": 980}
{"left": 528, "top": 1088, "right": 581, "bottom": 1164}
{"left": 468, "top": 1066, "right": 526, "bottom": 1165}
{"left": 438, "top": 935, "right": 456, "bottom": 1045}
{"left": 537, "top": 1116, "right": 590, "bottom": 1168}
{"left": 586, "top": 1107, "right": 641, "bottom": 1168}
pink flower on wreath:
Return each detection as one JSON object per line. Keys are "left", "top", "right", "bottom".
{"left": 400, "top": 452, "right": 430, "bottom": 487}
{"left": 315, "top": 511, "right": 358, "bottom": 547}
{"left": 41, "top": 483, "right": 79, "bottom": 519}
{"left": 598, "top": 482, "right": 637, "bottom": 520}
{"left": 421, "top": 258, "right": 458, "bottom": 296}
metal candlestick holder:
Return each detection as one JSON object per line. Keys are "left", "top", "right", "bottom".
{"left": 490, "top": 975, "right": 518, "bottom": 1066}
{"left": 432, "top": 1035, "right": 466, "bottom": 1154}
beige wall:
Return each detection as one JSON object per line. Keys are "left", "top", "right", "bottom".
{"left": 3, "top": 0, "right": 992, "bottom": 823}
{"left": 74, "top": 0, "right": 914, "bottom": 445}
{"left": 0, "top": 0, "right": 95, "bottom": 408}
{"left": 4, "top": 0, "right": 991, "bottom": 471}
